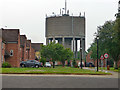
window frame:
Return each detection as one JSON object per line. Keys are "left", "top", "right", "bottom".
{"left": 10, "top": 50, "right": 14, "bottom": 56}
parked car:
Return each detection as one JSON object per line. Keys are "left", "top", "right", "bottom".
{"left": 86, "top": 62, "right": 95, "bottom": 67}
{"left": 20, "top": 60, "right": 43, "bottom": 68}
{"left": 78, "top": 62, "right": 84, "bottom": 67}
{"left": 44, "top": 62, "right": 51, "bottom": 67}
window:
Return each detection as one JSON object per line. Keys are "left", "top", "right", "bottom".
{"left": 10, "top": 50, "right": 13, "bottom": 56}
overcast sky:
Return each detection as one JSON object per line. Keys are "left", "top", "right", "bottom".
{"left": 0, "top": 0, "right": 118, "bottom": 50}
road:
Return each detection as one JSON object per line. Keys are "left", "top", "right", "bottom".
{"left": 2, "top": 74, "right": 119, "bottom": 88}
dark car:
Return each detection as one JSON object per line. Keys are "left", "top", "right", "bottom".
{"left": 20, "top": 60, "right": 43, "bottom": 68}
{"left": 86, "top": 62, "right": 95, "bottom": 67}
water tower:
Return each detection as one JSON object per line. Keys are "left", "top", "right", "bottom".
{"left": 45, "top": 0, "right": 86, "bottom": 59}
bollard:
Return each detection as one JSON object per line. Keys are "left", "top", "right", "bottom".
{"left": 107, "top": 65, "right": 110, "bottom": 70}
{"left": 95, "top": 67, "right": 97, "bottom": 72}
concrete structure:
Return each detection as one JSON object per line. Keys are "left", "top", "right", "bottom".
{"left": 45, "top": 15, "right": 85, "bottom": 59}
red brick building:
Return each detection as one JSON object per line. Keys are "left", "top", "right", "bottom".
{"left": 86, "top": 51, "right": 106, "bottom": 67}
{"left": 20, "top": 35, "right": 27, "bottom": 61}
{"left": 31, "top": 47, "right": 35, "bottom": 60}
{"left": 2, "top": 29, "right": 21, "bottom": 67}
{"left": 0, "top": 28, "right": 43, "bottom": 67}
{"left": 31, "top": 43, "right": 43, "bottom": 60}
{"left": 26, "top": 40, "right": 35, "bottom": 60}
{"left": 86, "top": 51, "right": 120, "bottom": 67}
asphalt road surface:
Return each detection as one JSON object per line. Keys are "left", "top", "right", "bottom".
{"left": 2, "top": 74, "right": 119, "bottom": 88}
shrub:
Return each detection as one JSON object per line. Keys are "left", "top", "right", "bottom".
{"left": 2, "top": 62, "right": 11, "bottom": 68}
{"left": 72, "top": 59, "right": 77, "bottom": 68}
{"left": 40, "top": 57, "right": 46, "bottom": 66}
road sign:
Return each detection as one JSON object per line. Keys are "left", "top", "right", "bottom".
{"left": 100, "top": 55, "right": 104, "bottom": 60}
{"left": 104, "top": 53, "right": 109, "bottom": 59}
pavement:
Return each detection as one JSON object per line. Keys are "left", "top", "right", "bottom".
{"left": 83, "top": 67, "right": 119, "bottom": 78}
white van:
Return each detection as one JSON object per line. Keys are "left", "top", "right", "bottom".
{"left": 44, "top": 62, "right": 51, "bottom": 67}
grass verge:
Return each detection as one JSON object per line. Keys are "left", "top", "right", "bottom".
{"left": 1, "top": 66, "right": 112, "bottom": 75}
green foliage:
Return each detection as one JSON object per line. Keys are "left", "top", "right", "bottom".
{"left": 87, "top": 20, "right": 120, "bottom": 69}
{"left": 60, "top": 48, "right": 73, "bottom": 66}
{"left": 40, "top": 57, "right": 46, "bottom": 66}
{"left": 40, "top": 42, "right": 73, "bottom": 68}
{"left": 72, "top": 59, "right": 77, "bottom": 67}
{"left": 2, "top": 62, "right": 11, "bottom": 68}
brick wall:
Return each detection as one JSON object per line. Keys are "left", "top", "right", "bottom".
{"left": 5, "top": 43, "right": 19, "bottom": 67}
{"left": 31, "top": 47, "right": 35, "bottom": 60}
{"left": 26, "top": 49, "right": 29, "bottom": 60}
{"left": 86, "top": 52, "right": 94, "bottom": 63}
{"left": 4, "top": 31, "right": 21, "bottom": 67}
{"left": 29, "top": 42, "right": 32, "bottom": 60}
{"left": 86, "top": 52, "right": 107, "bottom": 67}
{"left": 20, "top": 47, "right": 23, "bottom": 61}
{"left": 24, "top": 42, "right": 27, "bottom": 61}
{"left": 17, "top": 32, "right": 21, "bottom": 67}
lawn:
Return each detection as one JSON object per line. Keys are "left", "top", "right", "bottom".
{"left": 1, "top": 66, "right": 111, "bottom": 75}
{"left": 106, "top": 67, "right": 120, "bottom": 72}
{"left": 89, "top": 67, "right": 120, "bottom": 72}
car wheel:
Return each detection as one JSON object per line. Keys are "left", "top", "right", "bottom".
{"left": 35, "top": 65, "right": 39, "bottom": 68}
{"left": 21, "top": 64, "right": 25, "bottom": 68}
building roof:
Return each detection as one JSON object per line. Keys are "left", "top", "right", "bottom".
{"left": 20, "top": 35, "right": 27, "bottom": 47}
{"left": 31, "top": 43, "right": 43, "bottom": 52}
{"left": 2, "top": 28, "right": 20, "bottom": 42}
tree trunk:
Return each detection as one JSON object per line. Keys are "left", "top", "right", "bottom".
{"left": 114, "top": 61, "right": 118, "bottom": 69}
{"left": 53, "top": 61, "right": 55, "bottom": 68}
{"left": 62, "top": 61, "right": 65, "bottom": 67}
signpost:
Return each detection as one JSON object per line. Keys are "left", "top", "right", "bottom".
{"left": 104, "top": 53, "right": 109, "bottom": 73}
{"left": 100, "top": 55, "right": 104, "bottom": 72}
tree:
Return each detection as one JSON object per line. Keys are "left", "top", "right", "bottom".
{"left": 40, "top": 57, "right": 46, "bottom": 66}
{"left": 41, "top": 42, "right": 62, "bottom": 68}
{"left": 40, "top": 42, "right": 73, "bottom": 68}
{"left": 60, "top": 48, "right": 73, "bottom": 67}
{"left": 87, "top": 20, "right": 120, "bottom": 69}
{"left": 98, "top": 21, "right": 120, "bottom": 69}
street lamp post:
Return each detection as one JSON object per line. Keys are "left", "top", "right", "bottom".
{"left": 97, "top": 36, "right": 99, "bottom": 72}
{"left": 94, "top": 30, "right": 99, "bottom": 72}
